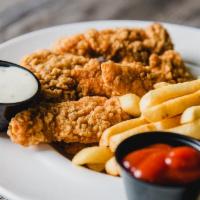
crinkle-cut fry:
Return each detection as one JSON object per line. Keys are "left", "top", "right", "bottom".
{"left": 109, "top": 116, "right": 180, "bottom": 152}
{"left": 181, "top": 106, "right": 200, "bottom": 124}
{"left": 105, "top": 157, "right": 120, "bottom": 176}
{"left": 99, "top": 117, "right": 147, "bottom": 147}
{"left": 153, "top": 82, "right": 171, "bottom": 89}
{"left": 142, "top": 90, "right": 200, "bottom": 122}
{"left": 168, "top": 119, "right": 200, "bottom": 140}
{"left": 140, "top": 79, "right": 200, "bottom": 112}
{"left": 119, "top": 93, "right": 141, "bottom": 117}
{"left": 87, "top": 164, "right": 105, "bottom": 172}
{"left": 72, "top": 146, "right": 113, "bottom": 165}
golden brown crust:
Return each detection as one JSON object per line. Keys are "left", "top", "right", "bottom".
{"left": 20, "top": 49, "right": 193, "bottom": 101}
{"left": 149, "top": 50, "right": 193, "bottom": 83}
{"left": 101, "top": 61, "right": 153, "bottom": 97}
{"left": 8, "top": 97, "right": 131, "bottom": 146}
{"left": 21, "top": 49, "right": 89, "bottom": 102}
{"left": 53, "top": 23, "right": 173, "bottom": 64}
{"left": 68, "top": 51, "right": 192, "bottom": 98}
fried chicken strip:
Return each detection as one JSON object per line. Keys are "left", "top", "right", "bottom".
{"left": 21, "top": 49, "right": 89, "bottom": 102}
{"left": 8, "top": 97, "right": 131, "bottom": 146}
{"left": 72, "top": 50, "right": 193, "bottom": 97}
{"left": 21, "top": 49, "right": 192, "bottom": 100}
{"left": 53, "top": 23, "right": 173, "bottom": 63}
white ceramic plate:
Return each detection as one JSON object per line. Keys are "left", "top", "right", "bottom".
{"left": 0, "top": 20, "right": 200, "bottom": 200}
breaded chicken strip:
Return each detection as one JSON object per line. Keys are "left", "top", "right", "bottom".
{"left": 72, "top": 51, "right": 193, "bottom": 97}
{"left": 53, "top": 23, "right": 173, "bottom": 63}
{"left": 72, "top": 59, "right": 152, "bottom": 97}
{"left": 21, "top": 50, "right": 89, "bottom": 102}
{"left": 8, "top": 97, "right": 131, "bottom": 146}
{"left": 149, "top": 50, "right": 192, "bottom": 83}
{"left": 21, "top": 49, "right": 192, "bottom": 100}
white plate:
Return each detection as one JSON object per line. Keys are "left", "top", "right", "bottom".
{"left": 0, "top": 20, "right": 200, "bottom": 200}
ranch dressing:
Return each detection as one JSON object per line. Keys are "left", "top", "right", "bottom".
{"left": 0, "top": 66, "right": 38, "bottom": 103}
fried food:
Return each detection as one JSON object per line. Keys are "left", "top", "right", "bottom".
{"left": 8, "top": 96, "right": 131, "bottom": 146}
{"left": 105, "top": 157, "right": 120, "bottom": 176}
{"left": 70, "top": 58, "right": 113, "bottom": 97}
{"left": 99, "top": 117, "right": 147, "bottom": 147}
{"left": 101, "top": 61, "right": 154, "bottom": 97}
{"left": 140, "top": 79, "right": 200, "bottom": 112}
{"left": 149, "top": 50, "right": 192, "bottom": 83}
{"left": 72, "top": 146, "right": 113, "bottom": 165}
{"left": 109, "top": 116, "right": 180, "bottom": 152}
{"left": 22, "top": 49, "right": 192, "bottom": 100}
{"left": 181, "top": 106, "right": 200, "bottom": 124}
{"left": 119, "top": 93, "right": 141, "bottom": 116}
{"left": 73, "top": 59, "right": 155, "bottom": 97}
{"left": 153, "top": 82, "right": 171, "bottom": 89}
{"left": 142, "top": 90, "right": 200, "bottom": 122}
{"left": 53, "top": 23, "right": 173, "bottom": 63}
{"left": 7, "top": 23, "right": 197, "bottom": 176}
{"left": 80, "top": 51, "right": 192, "bottom": 97}
{"left": 168, "top": 119, "right": 200, "bottom": 140}
{"left": 87, "top": 164, "right": 105, "bottom": 172}
{"left": 21, "top": 49, "right": 89, "bottom": 102}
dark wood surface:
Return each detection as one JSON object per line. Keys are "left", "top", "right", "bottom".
{"left": 0, "top": 0, "right": 200, "bottom": 44}
{"left": 0, "top": 0, "right": 200, "bottom": 199}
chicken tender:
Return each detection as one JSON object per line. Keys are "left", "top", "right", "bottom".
{"left": 21, "top": 49, "right": 89, "bottom": 102}
{"left": 73, "top": 51, "right": 192, "bottom": 97}
{"left": 8, "top": 96, "right": 131, "bottom": 146}
{"left": 21, "top": 49, "right": 192, "bottom": 101}
{"left": 53, "top": 23, "right": 173, "bottom": 63}
{"left": 149, "top": 50, "right": 192, "bottom": 82}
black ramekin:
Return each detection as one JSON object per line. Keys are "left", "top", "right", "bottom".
{"left": 115, "top": 132, "right": 200, "bottom": 200}
{"left": 0, "top": 60, "right": 41, "bottom": 131}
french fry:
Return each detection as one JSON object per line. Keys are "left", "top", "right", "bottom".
{"left": 119, "top": 93, "right": 141, "bottom": 116}
{"left": 87, "top": 164, "right": 105, "bottom": 172}
{"left": 109, "top": 116, "right": 180, "bottom": 152}
{"left": 105, "top": 157, "right": 120, "bottom": 176}
{"left": 154, "top": 115, "right": 180, "bottom": 129}
{"left": 153, "top": 82, "right": 171, "bottom": 89}
{"left": 109, "top": 123, "right": 156, "bottom": 152}
{"left": 72, "top": 146, "right": 113, "bottom": 165}
{"left": 99, "top": 117, "right": 147, "bottom": 147}
{"left": 142, "top": 90, "right": 200, "bottom": 122}
{"left": 168, "top": 119, "right": 200, "bottom": 140}
{"left": 140, "top": 79, "right": 200, "bottom": 112}
{"left": 181, "top": 106, "right": 200, "bottom": 124}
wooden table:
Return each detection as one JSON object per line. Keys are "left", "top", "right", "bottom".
{"left": 0, "top": 0, "right": 200, "bottom": 199}
{"left": 0, "top": 0, "right": 200, "bottom": 43}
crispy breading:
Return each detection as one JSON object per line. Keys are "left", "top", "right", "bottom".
{"left": 72, "top": 50, "right": 193, "bottom": 97}
{"left": 70, "top": 59, "right": 113, "bottom": 97}
{"left": 101, "top": 61, "right": 153, "bottom": 97}
{"left": 21, "top": 49, "right": 89, "bottom": 102}
{"left": 8, "top": 97, "right": 131, "bottom": 146}
{"left": 53, "top": 23, "right": 173, "bottom": 63}
{"left": 21, "top": 49, "right": 193, "bottom": 100}
{"left": 149, "top": 50, "right": 192, "bottom": 82}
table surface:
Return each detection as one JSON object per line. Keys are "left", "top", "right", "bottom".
{"left": 0, "top": 0, "right": 200, "bottom": 199}
{"left": 0, "top": 0, "right": 200, "bottom": 44}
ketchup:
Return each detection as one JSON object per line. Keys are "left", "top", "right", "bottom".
{"left": 123, "top": 144, "right": 200, "bottom": 185}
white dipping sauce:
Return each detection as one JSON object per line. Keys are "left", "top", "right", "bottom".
{"left": 0, "top": 66, "right": 38, "bottom": 103}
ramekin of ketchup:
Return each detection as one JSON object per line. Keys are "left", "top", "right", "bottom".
{"left": 115, "top": 132, "right": 200, "bottom": 200}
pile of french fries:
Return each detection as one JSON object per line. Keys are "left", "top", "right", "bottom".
{"left": 72, "top": 79, "right": 200, "bottom": 176}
